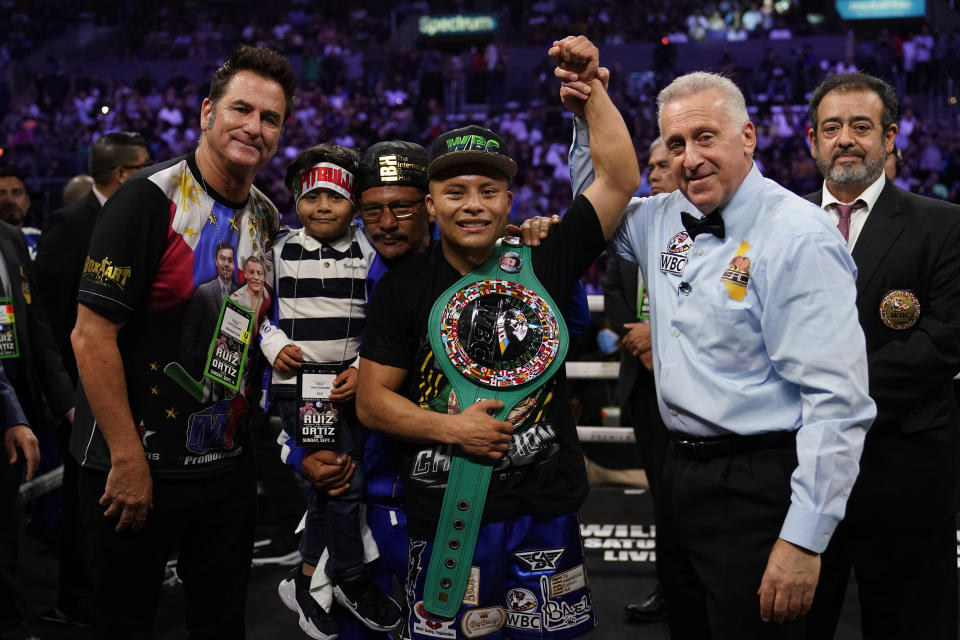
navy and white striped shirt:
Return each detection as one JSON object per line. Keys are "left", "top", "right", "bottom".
{"left": 260, "top": 224, "right": 375, "bottom": 395}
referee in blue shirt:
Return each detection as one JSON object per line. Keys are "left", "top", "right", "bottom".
{"left": 562, "top": 67, "right": 876, "bottom": 639}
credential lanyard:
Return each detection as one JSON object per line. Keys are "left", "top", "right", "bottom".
{"left": 637, "top": 274, "right": 649, "bottom": 322}
{"left": 202, "top": 297, "right": 254, "bottom": 391}
{"left": 0, "top": 298, "right": 19, "bottom": 359}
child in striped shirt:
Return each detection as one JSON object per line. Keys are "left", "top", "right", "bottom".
{"left": 260, "top": 144, "right": 401, "bottom": 639}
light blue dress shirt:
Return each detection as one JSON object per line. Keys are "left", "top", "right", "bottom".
{"left": 569, "top": 118, "right": 876, "bottom": 553}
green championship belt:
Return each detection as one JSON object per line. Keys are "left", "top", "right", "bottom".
{"left": 424, "top": 238, "right": 569, "bottom": 617}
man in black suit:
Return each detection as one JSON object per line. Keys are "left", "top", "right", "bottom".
{"left": 0, "top": 222, "right": 74, "bottom": 424}
{"left": 0, "top": 360, "right": 39, "bottom": 639}
{"left": 604, "top": 136, "right": 679, "bottom": 623}
{"left": 803, "top": 72, "right": 960, "bottom": 640}
{"left": 179, "top": 242, "right": 238, "bottom": 376}
{"left": 62, "top": 175, "right": 94, "bottom": 206}
{"left": 33, "top": 131, "right": 148, "bottom": 627}
{"left": 0, "top": 219, "right": 74, "bottom": 635}
{"left": 36, "top": 132, "right": 149, "bottom": 383}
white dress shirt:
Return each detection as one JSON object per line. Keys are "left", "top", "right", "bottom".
{"left": 92, "top": 184, "right": 109, "bottom": 207}
{"left": 821, "top": 171, "right": 886, "bottom": 251}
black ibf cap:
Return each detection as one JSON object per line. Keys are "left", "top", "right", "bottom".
{"left": 427, "top": 125, "right": 518, "bottom": 180}
{"left": 357, "top": 140, "right": 429, "bottom": 194}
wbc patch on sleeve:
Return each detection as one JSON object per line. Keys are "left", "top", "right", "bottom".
{"left": 721, "top": 241, "right": 751, "bottom": 301}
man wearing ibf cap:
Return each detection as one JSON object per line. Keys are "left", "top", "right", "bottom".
{"left": 354, "top": 141, "right": 433, "bottom": 612}
{"left": 357, "top": 141, "right": 434, "bottom": 285}
{"left": 357, "top": 35, "right": 639, "bottom": 639}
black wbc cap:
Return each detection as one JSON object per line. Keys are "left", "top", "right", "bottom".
{"left": 428, "top": 125, "right": 517, "bottom": 180}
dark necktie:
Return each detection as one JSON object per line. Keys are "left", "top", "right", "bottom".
{"left": 833, "top": 200, "right": 865, "bottom": 242}
{"left": 681, "top": 210, "right": 725, "bottom": 240}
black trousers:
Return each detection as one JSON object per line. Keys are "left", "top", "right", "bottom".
{"left": 79, "top": 461, "right": 257, "bottom": 640}
{"left": 276, "top": 398, "right": 365, "bottom": 575}
{"left": 56, "top": 421, "right": 93, "bottom": 613}
{"left": 0, "top": 456, "right": 28, "bottom": 633}
{"left": 807, "top": 514, "right": 958, "bottom": 639}
{"left": 250, "top": 403, "right": 304, "bottom": 536}
{"left": 658, "top": 443, "right": 805, "bottom": 640}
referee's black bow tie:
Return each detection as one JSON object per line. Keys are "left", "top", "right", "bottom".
{"left": 681, "top": 210, "right": 725, "bottom": 240}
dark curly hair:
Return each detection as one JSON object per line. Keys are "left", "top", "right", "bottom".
{"left": 808, "top": 72, "right": 899, "bottom": 136}
{"left": 208, "top": 45, "right": 297, "bottom": 121}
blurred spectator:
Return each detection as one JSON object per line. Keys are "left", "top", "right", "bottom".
{"left": 62, "top": 175, "right": 94, "bottom": 205}
{"left": 742, "top": 4, "right": 764, "bottom": 31}
{"left": 895, "top": 162, "right": 916, "bottom": 192}
{"left": 687, "top": 10, "right": 708, "bottom": 40}
{"left": 832, "top": 57, "right": 858, "bottom": 74}
{"left": 917, "top": 170, "right": 949, "bottom": 200}
{"left": 918, "top": 134, "right": 944, "bottom": 173}
{"left": 896, "top": 105, "right": 918, "bottom": 149}
{"left": 912, "top": 25, "right": 935, "bottom": 93}
{"left": 768, "top": 18, "right": 793, "bottom": 40}
{"left": 885, "top": 145, "right": 903, "bottom": 181}
{"left": 0, "top": 168, "right": 42, "bottom": 260}
{"left": 0, "top": 169, "right": 31, "bottom": 229}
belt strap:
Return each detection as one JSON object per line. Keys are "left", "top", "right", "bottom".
{"left": 423, "top": 239, "right": 568, "bottom": 618}
{"left": 670, "top": 430, "right": 796, "bottom": 461}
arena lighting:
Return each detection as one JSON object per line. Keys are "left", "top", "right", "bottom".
{"left": 418, "top": 14, "right": 498, "bottom": 36}
{"left": 661, "top": 36, "right": 670, "bottom": 45}
{"left": 950, "top": 96, "right": 958, "bottom": 105}
{"left": 101, "top": 105, "right": 110, "bottom": 115}
{"left": 835, "top": 0, "right": 925, "bottom": 19}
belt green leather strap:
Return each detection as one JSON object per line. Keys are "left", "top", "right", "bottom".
{"left": 423, "top": 238, "right": 568, "bottom": 618}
